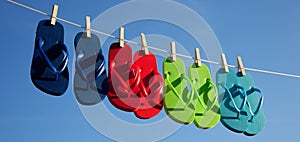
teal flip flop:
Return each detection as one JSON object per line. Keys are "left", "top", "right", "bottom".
{"left": 216, "top": 68, "right": 248, "bottom": 133}
{"left": 188, "top": 63, "right": 220, "bottom": 129}
{"left": 163, "top": 57, "right": 195, "bottom": 124}
{"left": 235, "top": 72, "right": 265, "bottom": 136}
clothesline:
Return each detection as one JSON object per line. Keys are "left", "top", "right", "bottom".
{"left": 7, "top": 0, "right": 300, "bottom": 79}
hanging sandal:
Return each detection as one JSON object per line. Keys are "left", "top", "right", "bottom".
{"left": 73, "top": 32, "right": 108, "bottom": 106}
{"left": 31, "top": 20, "right": 69, "bottom": 96}
{"left": 188, "top": 63, "right": 220, "bottom": 129}
{"left": 107, "top": 43, "right": 140, "bottom": 112}
{"left": 163, "top": 57, "right": 195, "bottom": 124}
{"left": 235, "top": 72, "right": 265, "bottom": 136}
{"left": 216, "top": 69, "right": 249, "bottom": 133}
{"left": 129, "top": 51, "right": 164, "bottom": 119}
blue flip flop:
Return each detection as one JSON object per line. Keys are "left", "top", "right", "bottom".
{"left": 216, "top": 68, "right": 248, "bottom": 133}
{"left": 74, "top": 32, "right": 108, "bottom": 106}
{"left": 31, "top": 20, "right": 69, "bottom": 96}
{"left": 235, "top": 72, "right": 265, "bottom": 136}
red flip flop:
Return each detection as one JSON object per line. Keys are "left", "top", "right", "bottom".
{"left": 108, "top": 43, "right": 140, "bottom": 112}
{"left": 130, "top": 50, "right": 164, "bottom": 119}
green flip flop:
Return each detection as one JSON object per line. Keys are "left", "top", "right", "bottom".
{"left": 188, "top": 63, "right": 220, "bottom": 129}
{"left": 216, "top": 68, "right": 249, "bottom": 133}
{"left": 163, "top": 57, "right": 195, "bottom": 124}
{"left": 235, "top": 72, "right": 265, "bottom": 136}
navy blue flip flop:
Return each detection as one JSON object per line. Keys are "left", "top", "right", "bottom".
{"left": 74, "top": 32, "right": 108, "bottom": 106}
{"left": 31, "top": 20, "right": 69, "bottom": 96}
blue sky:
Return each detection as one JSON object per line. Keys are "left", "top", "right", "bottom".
{"left": 1, "top": 0, "right": 300, "bottom": 141}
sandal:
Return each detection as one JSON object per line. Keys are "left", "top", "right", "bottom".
{"left": 130, "top": 51, "right": 164, "bottom": 119}
{"left": 74, "top": 32, "right": 108, "bottom": 105}
{"left": 107, "top": 43, "right": 140, "bottom": 111}
{"left": 31, "top": 20, "right": 69, "bottom": 96}
{"left": 188, "top": 63, "right": 220, "bottom": 129}
{"left": 216, "top": 69, "right": 249, "bottom": 133}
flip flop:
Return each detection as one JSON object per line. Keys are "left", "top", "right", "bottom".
{"left": 188, "top": 63, "right": 220, "bottom": 129}
{"left": 216, "top": 68, "right": 248, "bottom": 133}
{"left": 130, "top": 51, "right": 164, "bottom": 119}
{"left": 235, "top": 72, "right": 265, "bottom": 136}
{"left": 73, "top": 32, "right": 108, "bottom": 106}
{"left": 31, "top": 20, "right": 69, "bottom": 96}
{"left": 107, "top": 43, "right": 140, "bottom": 112}
{"left": 163, "top": 57, "right": 195, "bottom": 124}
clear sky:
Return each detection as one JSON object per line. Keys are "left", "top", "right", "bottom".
{"left": 1, "top": 0, "right": 300, "bottom": 141}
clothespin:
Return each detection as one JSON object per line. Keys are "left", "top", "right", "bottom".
{"left": 221, "top": 53, "right": 229, "bottom": 73}
{"left": 119, "top": 27, "right": 125, "bottom": 47}
{"left": 194, "top": 48, "right": 202, "bottom": 67}
{"left": 50, "top": 5, "right": 58, "bottom": 25}
{"left": 140, "top": 33, "right": 149, "bottom": 55}
{"left": 85, "top": 16, "right": 91, "bottom": 38}
{"left": 170, "top": 42, "right": 176, "bottom": 62}
{"left": 237, "top": 56, "right": 246, "bottom": 76}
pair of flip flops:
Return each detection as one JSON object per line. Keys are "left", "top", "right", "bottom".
{"left": 107, "top": 43, "right": 164, "bottom": 119}
{"left": 163, "top": 58, "right": 220, "bottom": 129}
{"left": 31, "top": 20, "right": 69, "bottom": 96}
{"left": 73, "top": 32, "right": 108, "bottom": 106}
{"left": 31, "top": 20, "right": 108, "bottom": 105}
{"left": 216, "top": 68, "right": 265, "bottom": 136}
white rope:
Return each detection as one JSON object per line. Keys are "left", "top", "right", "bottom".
{"left": 7, "top": 0, "right": 300, "bottom": 79}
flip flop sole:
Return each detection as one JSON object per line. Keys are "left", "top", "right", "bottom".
{"left": 188, "top": 63, "right": 220, "bottom": 129}
{"left": 217, "top": 69, "right": 248, "bottom": 133}
{"left": 163, "top": 58, "right": 194, "bottom": 124}
{"left": 31, "top": 20, "right": 69, "bottom": 96}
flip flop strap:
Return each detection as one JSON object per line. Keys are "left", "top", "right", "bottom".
{"left": 203, "top": 79, "right": 219, "bottom": 111}
{"left": 193, "top": 79, "right": 218, "bottom": 111}
{"left": 76, "top": 53, "right": 106, "bottom": 82}
{"left": 246, "top": 87, "right": 264, "bottom": 121}
{"left": 165, "top": 73, "right": 195, "bottom": 106}
{"left": 233, "top": 84, "right": 248, "bottom": 109}
{"left": 131, "top": 64, "right": 163, "bottom": 98}
{"left": 37, "top": 38, "right": 68, "bottom": 76}
{"left": 109, "top": 61, "right": 140, "bottom": 97}
{"left": 95, "top": 55, "right": 106, "bottom": 80}
{"left": 219, "top": 84, "right": 248, "bottom": 115}
{"left": 180, "top": 75, "right": 196, "bottom": 106}
{"left": 130, "top": 64, "right": 142, "bottom": 95}
{"left": 149, "top": 71, "right": 164, "bottom": 95}
{"left": 192, "top": 80, "right": 206, "bottom": 109}
{"left": 76, "top": 55, "right": 91, "bottom": 82}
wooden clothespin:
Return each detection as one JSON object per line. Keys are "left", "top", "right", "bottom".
{"left": 195, "top": 48, "right": 202, "bottom": 67}
{"left": 170, "top": 42, "right": 176, "bottom": 62}
{"left": 237, "top": 56, "right": 246, "bottom": 76}
{"left": 140, "top": 33, "right": 149, "bottom": 55}
{"left": 119, "top": 27, "right": 125, "bottom": 47}
{"left": 221, "top": 53, "right": 229, "bottom": 73}
{"left": 50, "top": 5, "right": 59, "bottom": 25}
{"left": 85, "top": 16, "right": 91, "bottom": 38}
